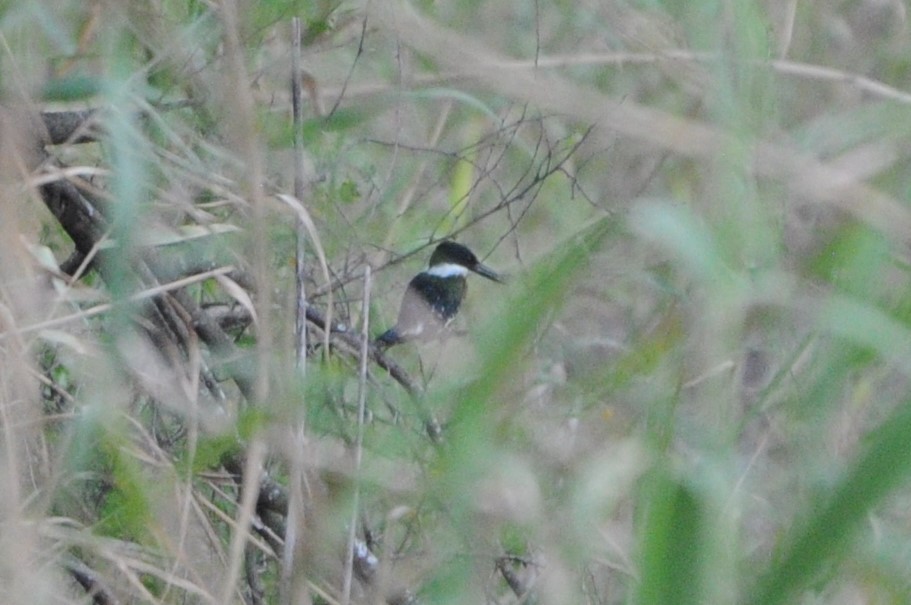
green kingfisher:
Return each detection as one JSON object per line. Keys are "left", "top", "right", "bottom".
{"left": 376, "top": 241, "right": 503, "bottom": 347}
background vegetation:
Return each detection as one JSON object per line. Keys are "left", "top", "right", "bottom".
{"left": 2, "top": 0, "right": 911, "bottom": 603}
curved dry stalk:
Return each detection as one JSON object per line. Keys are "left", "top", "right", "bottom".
{"left": 369, "top": 2, "right": 911, "bottom": 246}
{"left": 0, "top": 265, "right": 236, "bottom": 342}
{"left": 276, "top": 193, "right": 334, "bottom": 354}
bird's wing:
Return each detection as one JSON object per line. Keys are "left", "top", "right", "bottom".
{"left": 395, "top": 274, "right": 463, "bottom": 340}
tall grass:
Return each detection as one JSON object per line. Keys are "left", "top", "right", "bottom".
{"left": 2, "top": 0, "right": 911, "bottom": 604}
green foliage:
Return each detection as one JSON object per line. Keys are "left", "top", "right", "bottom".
{"left": 41, "top": 74, "right": 102, "bottom": 101}
{"left": 96, "top": 447, "right": 153, "bottom": 544}
{"left": 809, "top": 223, "right": 889, "bottom": 296}
{"left": 752, "top": 397, "right": 911, "bottom": 605}
{"left": 302, "top": 108, "right": 371, "bottom": 142}
{"left": 437, "top": 218, "right": 616, "bottom": 514}
{"left": 636, "top": 470, "right": 705, "bottom": 605}
{"left": 10, "top": 0, "right": 911, "bottom": 604}
{"left": 63, "top": 409, "right": 154, "bottom": 543}
{"left": 188, "top": 432, "right": 244, "bottom": 474}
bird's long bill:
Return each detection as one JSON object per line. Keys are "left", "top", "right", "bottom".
{"left": 472, "top": 262, "right": 504, "bottom": 283}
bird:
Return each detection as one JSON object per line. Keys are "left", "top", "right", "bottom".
{"left": 376, "top": 241, "right": 503, "bottom": 348}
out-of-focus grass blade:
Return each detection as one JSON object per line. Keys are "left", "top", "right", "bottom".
{"left": 636, "top": 470, "right": 705, "bottom": 605}
{"left": 439, "top": 118, "right": 482, "bottom": 235}
{"left": 42, "top": 74, "right": 103, "bottom": 102}
{"left": 423, "top": 215, "right": 618, "bottom": 600}
{"left": 820, "top": 294, "right": 911, "bottom": 375}
{"left": 438, "top": 216, "right": 617, "bottom": 494}
{"left": 793, "top": 102, "right": 911, "bottom": 157}
{"left": 750, "top": 396, "right": 911, "bottom": 605}
{"left": 406, "top": 88, "right": 501, "bottom": 123}
{"left": 630, "top": 199, "right": 732, "bottom": 284}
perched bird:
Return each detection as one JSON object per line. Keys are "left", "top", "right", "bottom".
{"left": 376, "top": 241, "right": 503, "bottom": 347}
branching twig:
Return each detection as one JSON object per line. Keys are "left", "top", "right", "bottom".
{"left": 304, "top": 305, "right": 421, "bottom": 398}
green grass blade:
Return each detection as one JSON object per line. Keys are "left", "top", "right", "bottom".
{"left": 751, "top": 397, "right": 911, "bottom": 605}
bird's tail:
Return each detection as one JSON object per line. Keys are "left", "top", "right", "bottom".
{"left": 375, "top": 328, "right": 402, "bottom": 347}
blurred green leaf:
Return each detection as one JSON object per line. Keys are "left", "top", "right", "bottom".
{"left": 337, "top": 178, "right": 360, "bottom": 204}
{"left": 440, "top": 119, "right": 483, "bottom": 235}
{"left": 438, "top": 217, "right": 617, "bottom": 509}
{"left": 630, "top": 199, "right": 732, "bottom": 283}
{"left": 186, "top": 433, "right": 243, "bottom": 473}
{"left": 808, "top": 223, "right": 888, "bottom": 296}
{"left": 637, "top": 470, "right": 705, "bottom": 605}
{"left": 751, "top": 397, "right": 911, "bottom": 605}
{"left": 407, "top": 88, "right": 501, "bottom": 123}
{"left": 302, "top": 108, "right": 369, "bottom": 139}
{"left": 42, "top": 74, "right": 102, "bottom": 102}
{"left": 794, "top": 102, "right": 911, "bottom": 157}
{"left": 422, "top": 557, "right": 476, "bottom": 605}
{"left": 820, "top": 294, "right": 911, "bottom": 375}
{"left": 96, "top": 433, "right": 153, "bottom": 543}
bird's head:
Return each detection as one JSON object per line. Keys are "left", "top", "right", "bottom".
{"left": 427, "top": 241, "right": 503, "bottom": 283}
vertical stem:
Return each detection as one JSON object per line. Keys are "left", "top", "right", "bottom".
{"left": 292, "top": 17, "right": 308, "bottom": 367}
{"left": 220, "top": 438, "right": 267, "bottom": 605}
{"left": 216, "top": 0, "right": 270, "bottom": 599}
{"left": 342, "top": 266, "right": 372, "bottom": 605}
{"left": 283, "top": 17, "right": 310, "bottom": 605}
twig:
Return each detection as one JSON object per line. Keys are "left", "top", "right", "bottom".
{"left": 370, "top": 4, "right": 911, "bottom": 247}
{"left": 304, "top": 305, "right": 421, "bottom": 398}
{"left": 0, "top": 265, "right": 236, "bottom": 341}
